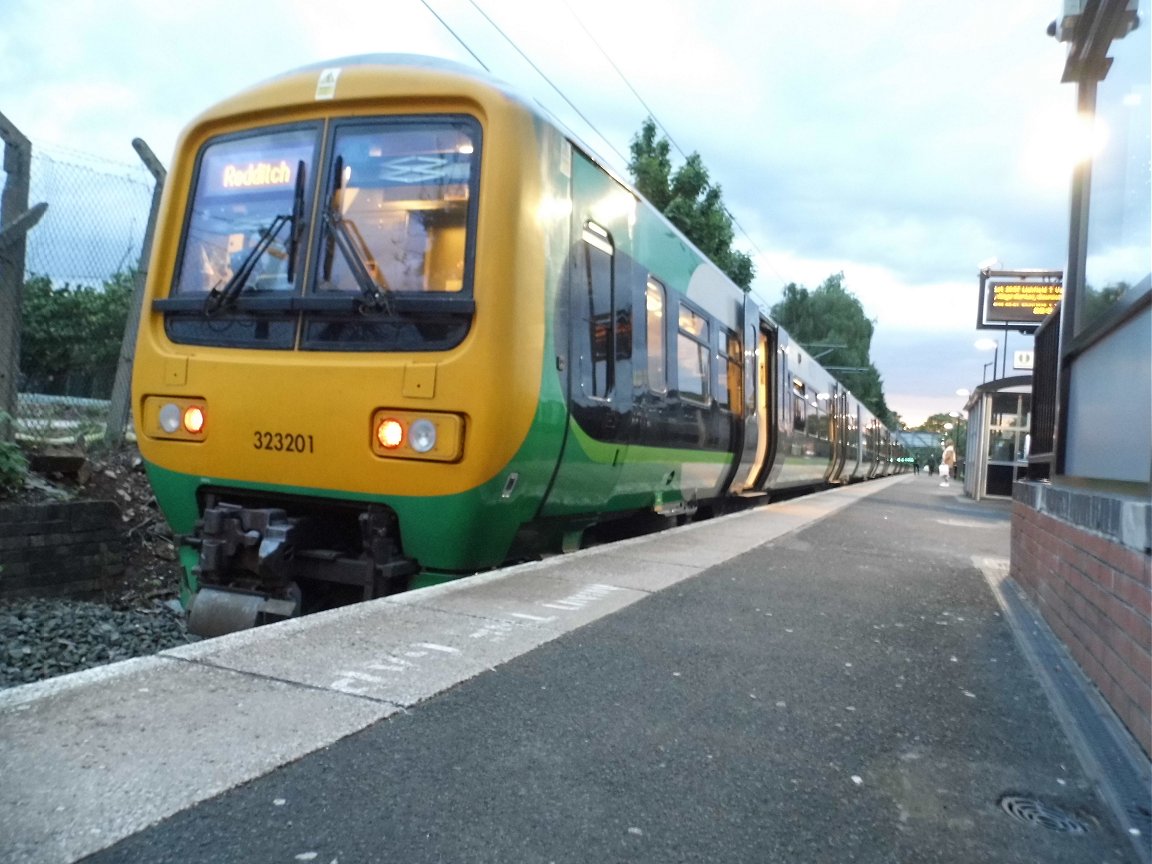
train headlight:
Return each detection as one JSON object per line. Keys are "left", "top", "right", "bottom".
{"left": 159, "top": 403, "right": 181, "bottom": 433}
{"left": 409, "top": 419, "right": 437, "bottom": 453}
{"left": 144, "top": 396, "right": 208, "bottom": 442}
{"left": 370, "top": 409, "right": 463, "bottom": 462}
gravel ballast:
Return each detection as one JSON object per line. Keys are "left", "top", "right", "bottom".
{"left": 0, "top": 597, "right": 191, "bottom": 689}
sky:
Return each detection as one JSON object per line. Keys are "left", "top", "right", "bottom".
{"left": 2, "top": 0, "right": 1081, "bottom": 425}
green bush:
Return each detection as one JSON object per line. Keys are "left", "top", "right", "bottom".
{"left": 0, "top": 413, "right": 28, "bottom": 496}
{"left": 19, "top": 271, "right": 133, "bottom": 396}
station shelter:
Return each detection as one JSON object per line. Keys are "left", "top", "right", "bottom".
{"left": 962, "top": 376, "right": 1032, "bottom": 501}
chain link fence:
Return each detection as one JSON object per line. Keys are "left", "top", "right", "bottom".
{"left": 1, "top": 113, "right": 163, "bottom": 452}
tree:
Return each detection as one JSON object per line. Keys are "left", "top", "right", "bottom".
{"left": 770, "top": 273, "right": 896, "bottom": 427}
{"left": 917, "top": 413, "right": 955, "bottom": 435}
{"left": 628, "top": 118, "right": 755, "bottom": 291}
{"left": 915, "top": 412, "right": 965, "bottom": 459}
{"left": 19, "top": 271, "right": 134, "bottom": 397}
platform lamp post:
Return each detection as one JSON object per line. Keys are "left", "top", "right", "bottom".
{"left": 975, "top": 338, "right": 999, "bottom": 383}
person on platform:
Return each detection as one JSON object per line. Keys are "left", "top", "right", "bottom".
{"left": 940, "top": 439, "right": 956, "bottom": 487}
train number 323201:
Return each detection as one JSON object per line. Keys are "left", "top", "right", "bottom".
{"left": 253, "top": 431, "right": 315, "bottom": 453}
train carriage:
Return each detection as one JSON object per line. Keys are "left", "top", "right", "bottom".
{"left": 131, "top": 54, "right": 896, "bottom": 636}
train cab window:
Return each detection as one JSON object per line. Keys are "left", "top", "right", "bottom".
{"left": 163, "top": 125, "right": 318, "bottom": 348}
{"left": 303, "top": 116, "right": 481, "bottom": 350}
{"left": 677, "top": 303, "right": 710, "bottom": 403}
{"left": 316, "top": 118, "right": 477, "bottom": 295}
{"left": 172, "top": 126, "right": 317, "bottom": 300}
{"left": 645, "top": 278, "right": 667, "bottom": 393}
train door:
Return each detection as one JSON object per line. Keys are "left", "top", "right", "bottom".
{"left": 537, "top": 212, "right": 632, "bottom": 521}
{"left": 736, "top": 308, "right": 776, "bottom": 492}
{"left": 825, "top": 387, "right": 848, "bottom": 483}
{"left": 847, "top": 402, "right": 862, "bottom": 480}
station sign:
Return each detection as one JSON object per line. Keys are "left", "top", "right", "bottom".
{"left": 977, "top": 269, "right": 1063, "bottom": 332}
{"left": 1014, "top": 350, "right": 1035, "bottom": 370}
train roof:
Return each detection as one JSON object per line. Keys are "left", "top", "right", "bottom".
{"left": 274, "top": 53, "right": 517, "bottom": 95}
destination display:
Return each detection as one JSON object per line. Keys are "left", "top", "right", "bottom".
{"left": 986, "top": 281, "right": 1063, "bottom": 323}
{"left": 976, "top": 269, "right": 1063, "bottom": 332}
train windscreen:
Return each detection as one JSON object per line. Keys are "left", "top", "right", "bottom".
{"left": 161, "top": 116, "right": 480, "bottom": 352}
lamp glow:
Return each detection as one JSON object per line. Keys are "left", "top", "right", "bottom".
{"left": 182, "top": 406, "right": 205, "bottom": 434}
{"left": 376, "top": 419, "right": 404, "bottom": 449}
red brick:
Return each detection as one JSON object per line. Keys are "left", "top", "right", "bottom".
{"left": 1114, "top": 603, "right": 1152, "bottom": 648}
{"left": 1104, "top": 641, "right": 1141, "bottom": 693}
{"left": 1113, "top": 572, "right": 1152, "bottom": 621}
{"left": 1115, "top": 631, "right": 1152, "bottom": 682}
{"left": 1080, "top": 530, "right": 1113, "bottom": 563}
{"left": 1107, "top": 544, "right": 1152, "bottom": 583}
{"left": 1086, "top": 555, "right": 1115, "bottom": 593}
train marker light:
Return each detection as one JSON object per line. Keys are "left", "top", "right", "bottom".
{"left": 409, "top": 419, "right": 437, "bottom": 453}
{"left": 376, "top": 418, "right": 404, "bottom": 449}
{"left": 183, "top": 405, "right": 206, "bottom": 434}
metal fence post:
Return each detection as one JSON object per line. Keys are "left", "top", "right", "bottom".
{"left": 104, "top": 139, "right": 166, "bottom": 448}
{"left": 0, "top": 112, "right": 45, "bottom": 442}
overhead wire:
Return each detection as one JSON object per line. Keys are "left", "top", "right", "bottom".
{"left": 557, "top": 0, "right": 691, "bottom": 165}
{"left": 556, "top": 0, "right": 793, "bottom": 301}
{"left": 422, "top": 0, "right": 793, "bottom": 300}
{"left": 463, "top": 0, "right": 633, "bottom": 170}
{"left": 417, "top": 0, "right": 491, "bottom": 71}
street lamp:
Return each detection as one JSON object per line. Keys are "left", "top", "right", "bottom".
{"left": 975, "top": 338, "right": 999, "bottom": 383}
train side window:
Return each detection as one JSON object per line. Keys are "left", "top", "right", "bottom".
{"left": 792, "top": 378, "right": 807, "bottom": 431}
{"left": 677, "top": 303, "right": 710, "bottom": 403}
{"left": 582, "top": 222, "right": 615, "bottom": 399}
{"left": 715, "top": 329, "right": 742, "bottom": 413}
{"left": 645, "top": 278, "right": 667, "bottom": 393}
{"left": 814, "top": 402, "right": 828, "bottom": 440}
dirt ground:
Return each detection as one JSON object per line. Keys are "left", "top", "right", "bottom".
{"left": 11, "top": 446, "right": 185, "bottom": 608}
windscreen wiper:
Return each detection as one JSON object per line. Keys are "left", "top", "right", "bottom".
{"left": 204, "top": 161, "right": 306, "bottom": 316}
{"left": 321, "top": 156, "right": 393, "bottom": 314}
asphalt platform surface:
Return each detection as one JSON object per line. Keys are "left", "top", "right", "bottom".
{"left": 3, "top": 475, "right": 1149, "bottom": 863}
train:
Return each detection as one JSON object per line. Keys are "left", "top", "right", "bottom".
{"left": 130, "top": 54, "right": 905, "bottom": 637}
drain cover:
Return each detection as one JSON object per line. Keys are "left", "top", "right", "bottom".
{"left": 999, "top": 795, "right": 1089, "bottom": 834}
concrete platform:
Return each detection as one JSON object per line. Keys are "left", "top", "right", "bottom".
{"left": 2, "top": 475, "right": 1148, "bottom": 864}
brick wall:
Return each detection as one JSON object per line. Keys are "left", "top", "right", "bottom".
{"left": 1012, "top": 481, "right": 1152, "bottom": 759}
{"left": 0, "top": 500, "right": 125, "bottom": 600}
